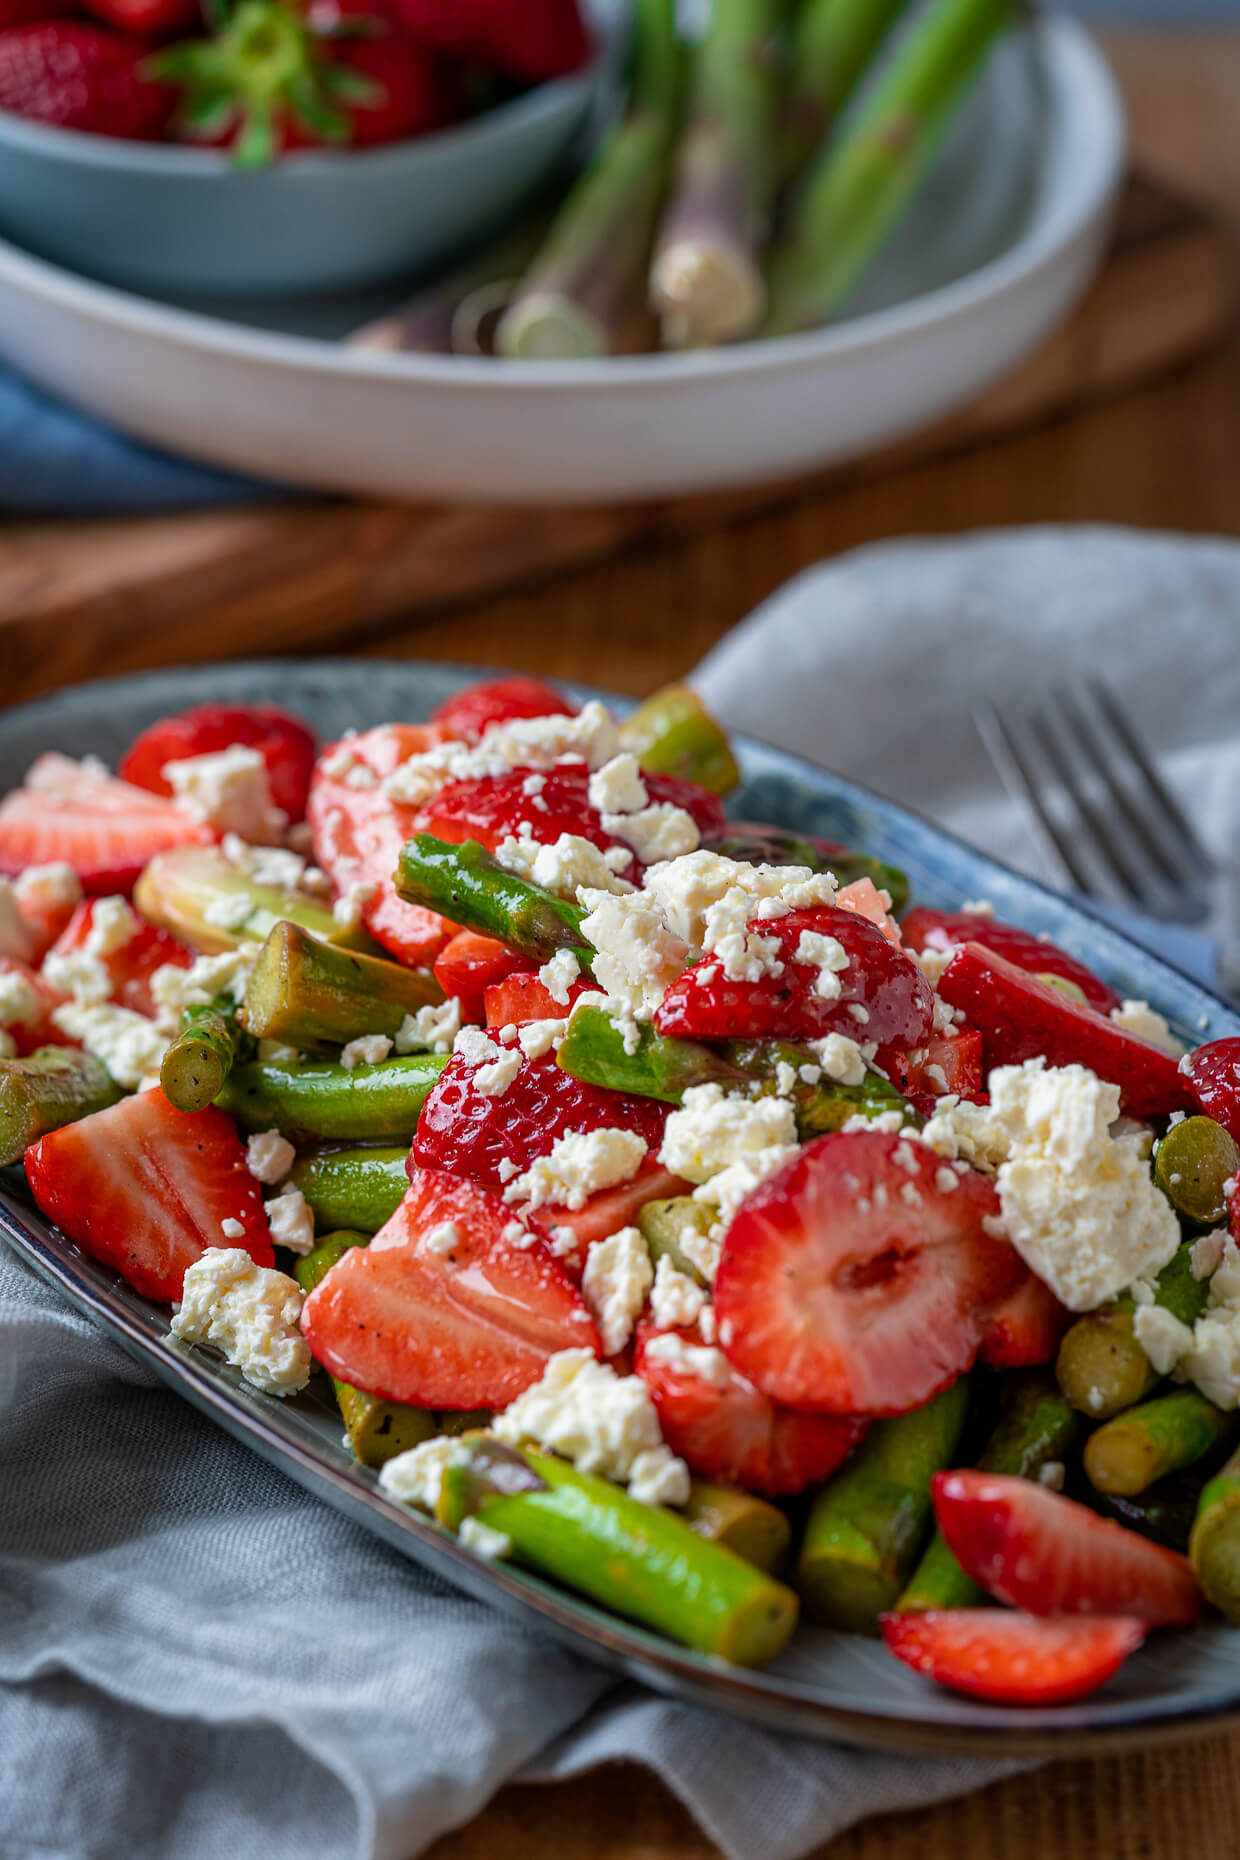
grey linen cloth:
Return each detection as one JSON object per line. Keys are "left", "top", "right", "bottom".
{"left": 4, "top": 523, "right": 1232, "bottom": 1860}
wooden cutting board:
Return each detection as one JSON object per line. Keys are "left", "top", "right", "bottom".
{"left": 0, "top": 167, "right": 1231, "bottom": 707}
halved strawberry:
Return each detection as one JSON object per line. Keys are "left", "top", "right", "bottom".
{"left": 484, "top": 969, "right": 591, "bottom": 1028}
{"left": 1181, "top": 1039, "right": 1240, "bottom": 1144}
{"left": 433, "top": 928, "right": 523, "bottom": 1024}
{"left": 902, "top": 907, "right": 1120, "bottom": 1014}
{"left": 119, "top": 702, "right": 318, "bottom": 824}
{"left": 932, "top": 1471, "right": 1204, "bottom": 1626}
{"left": 880, "top": 1609, "right": 1146, "bottom": 1706}
{"left": 300, "top": 1166, "right": 600, "bottom": 1409}
{"left": 431, "top": 676, "right": 577, "bottom": 742}
{"left": 308, "top": 725, "right": 450, "bottom": 967}
{"left": 714, "top": 1130, "right": 1021, "bottom": 1416}
{"left": 47, "top": 898, "right": 192, "bottom": 1019}
{"left": 525, "top": 1159, "right": 692, "bottom": 1277}
{"left": 413, "top": 1048, "right": 668, "bottom": 1186}
{"left": 979, "top": 1271, "right": 1070, "bottom": 1370}
{"left": 0, "top": 956, "right": 74, "bottom": 1055}
{"left": 836, "top": 876, "right": 902, "bottom": 946}
{"left": 655, "top": 906, "right": 933, "bottom": 1050}
{"left": 936, "top": 943, "right": 1191, "bottom": 1120}
{"left": 892, "top": 1028, "right": 984, "bottom": 1105}
{"left": 635, "top": 1319, "right": 865, "bottom": 1497}
{"left": 25, "top": 1089, "right": 273, "bottom": 1302}
{"left": 0, "top": 754, "right": 211, "bottom": 893}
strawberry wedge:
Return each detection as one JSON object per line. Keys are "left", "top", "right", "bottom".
{"left": 881, "top": 1610, "right": 1146, "bottom": 1706}
{"left": 48, "top": 898, "right": 192, "bottom": 1019}
{"left": 932, "top": 1471, "right": 1205, "bottom": 1626}
{"left": 978, "top": 1271, "right": 1070, "bottom": 1370}
{"left": 300, "top": 1168, "right": 600, "bottom": 1409}
{"left": 431, "top": 675, "right": 577, "bottom": 742}
{"left": 901, "top": 907, "right": 1120, "bottom": 1013}
{"left": 936, "top": 942, "right": 1191, "bottom": 1119}
{"left": 1180, "top": 1038, "right": 1240, "bottom": 1144}
{"left": 525, "top": 1160, "right": 692, "bottom": 1278}
{"left": 0, "top": 754, "right": 210, "bottom": 892}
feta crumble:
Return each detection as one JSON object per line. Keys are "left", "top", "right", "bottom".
{"left": 424, "top": 1221, "right": 461, "bottom": 1257}
{"left": 379, "top": 1435, "right": 468, "bottom": 1513}
{"left": 264, "top": 1186, "right": 316, "bottom": 1257}
{"left": 648, "top": 1255, "right": 707, "bottom": 1331}
{"left": 170, "top": 1248, "right": 310, "bottom": 1396}
{"left": 810, "top": 1032, "right": 868, "bottom": 1086}
{"left": 1108, "top": 999, "right": 1185, "bottom": 1056}
{"left": 495, "top": 832, "right": 632, "bottom": 900}
{"left": 504, "top": 1127, "right": 647, "bottom": 1210}
{"left": 642, "top": 1330, "right": 732, "bottom": 1387}
{"left": 458, "top": 1517, "right": 512, "bottom": 1560}
{"left": 163, "top": 745, "right": 287, "bottom": 843}
{"left": 0, "top": 970, "right": 41, "bottom": 1027}
{"left": 581, "top": 1226, "right": 653, "bottom": 1356}
{"left": 793, "top": 929, "right": 849, "bottom": 1003}
{"left": 588, "top": 753, "right": 648, "bottom": 816}
{"left": 340, "top": 1033, "right": 393, "bottom": 1070}
{"left": 659, "top": 1082, "right": 797, "bottom": 1184}
{"left": 50, "top": 1002, "right": 167, "bottom": 1090}
{"left": 395, "top": 998, "right": 461, "bottom": 1055}
{"left": 220, "top": 1218, "right": 246, "bottom": 1240}
{"left": 246, "top": 1128, "right": 296, "bottom": 1187}
{"left": 538, "top": 948, "right": 581, "bottom": 1006}
{"left": 493, "top": 1349, "right": 689, "bottom": 1507}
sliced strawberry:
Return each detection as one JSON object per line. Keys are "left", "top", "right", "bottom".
{"left": 0, "top": 754, "right": 210, "bottom": 893}
{"left": 47, "top": 899, "right": 192, "bottom": 1019}
{"left": 300, "top": 1166, "right": 599, "bottom": 1409}
{"left": 431, "top": 676, "right": 577, "bottom": 742}
{"left": 10, "top": 868, "right": 81, "bottom": 957}
{"left": 635, "top": 1319, "right": 865, "bottom": 1497}
{"left": 308, "top": 725, "right": 450, "bottom": 967}
{"left": 484, "top": 969, "right": 591, "bottom": 1028}
{"left": 413, "top": 1049, "right": 668, "bottom": 1186}
{"left": 893, "top": 1028, "right": 984, "bottom": 1105}
{"left": 1181, "top": 1039, "right": 1240, "bottom": 1143}
{"left": 119, "top": 702, "right": 318, "bottom": 824}
{"left": 433, "top": 928, "right": 523, "bottom": 1024}
{"left": 524, "top": 1159, "right": 693, "bottom": 1277}
{"left": 880, "top": 1610, "right": 1146, "bottom": 1706}
{"left": 714, "top": 1130, "right": 1021, "bottom": 1416}
{"left": 932, "top": 1471, "right": 1205, "bottom": 1626}
{"left": 655, "top": 906, "right": 933, "bottom": 1051}
{"left": 836, "top": 876, "right": 902, "bottom": 946}
{"left": 902, "top": 907, "right": 1120, "bottom": 1014}
{"left": 25, "top": 1089, "right": 272, "bottom": 1302}
{"left": 936, "top": 943, "right": 1191, "bottom": 1120}
{"left": 979, "top": 1271, "right": 1070, "bottom": 1369}
{"left": 0, "top": 956, "right": 74, "bottom": 1055}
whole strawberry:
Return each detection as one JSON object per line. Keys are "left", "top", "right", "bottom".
{"left": 389, "top": 0, "right": 590, "bottom": 82}
{"left": 0, "top": 21, "right": 173, "bottom": 137}
{"left": 81, "top": 0, "right": 203, "bottom": 41}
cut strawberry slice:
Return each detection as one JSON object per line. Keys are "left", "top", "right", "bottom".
{"left": 1181, "top": 1039, "right": 1240, "bottom": 1144}
{"left": 714, "top": 1130, "right": 1021, "bottom": 1416}
{"left": 308, "top": 725, "right": 450, "bottom": 967}
{"left": 936, "top": 943, "right": 1192, "bottom": 1120}
{"left": 431, "top": 675, "right": 577, "bottom": 742}
{"left": 47, "top": 898, "right": 192, "bottom": 1019}
{"left": 902, "top": 907, "right": 1120, "bottom": 1014}
{"left": 433, "top": 928, "right": 523, "bottom": 1024}
{"left": 655, "top": 906, "right": 933, "bottom": 1050}
{"left": 413, "top": 1049, "right": 668, "bottom": 1186}
{"left": 835, "top": 876, "right": 902, "bottom": 946}
{"left": 25, "top": 1089, "right": 272, "bottom": 1302}
{"left": 300, "top": 1166, "right": 600, "bottom": 1409}
{"left": 119, "top": 702, "right": 318, "bottom": 824}
{"left": 979, "top": 1271, "right": 1070, "bottom": 1369}
{"left": 635, "top": 1319, "right": 865, "bottom": 1497}
{"left": 484, "top": 969, "right": 591, "bottom": 1028}
{"left": 524, "top": 1159, "right": 693, "bottom": 1277}
{"left": 932, "top": 1471, "right": 1205, "bottom": 1626}
{"left": 0, "top": 754, "right": 210, "bottom": 893}
{"left": 880, "top": 1610, "right": 1146, "bottom": 1706}
{"left": 0, "top": 956, "right": 75, "bottom": 1055}
{"left": 892, "top": 1028, "right": 984, "bottom": 1105}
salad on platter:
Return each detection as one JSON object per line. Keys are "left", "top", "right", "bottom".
{"left": 3, "top": 672, "right": 1240, "bottom": 1706}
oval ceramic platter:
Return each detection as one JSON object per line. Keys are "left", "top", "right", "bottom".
{"left": 2, "top": 660, "right": 1236, "bottom": 1759}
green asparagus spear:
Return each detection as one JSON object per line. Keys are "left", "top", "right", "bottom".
{"left": 160, "top": 998, "right": 245, "bottom": 1114}
{"left": 1084, "top": 1389, "right": 1235, "bottom": 1498}
{"left": 395, "top": 836, "right": 593, "bottom": 967}
{"left": 702, "top": 827, "right": 910, "bottom": 915}
{"left": 1093, "top": 1474, "right": 1203, "bottom": 1552}
{"left": 616, "top": 684, "right": 741, "bottom": 795}
{"left": 1190, "top": 1442, "right": 1240, "bottom": 1621}
{"left": 684, "top": 1479, "right": 791, "bottom": 1573}
{"left": 649, "top": 0, "right": 788, "bottom": 347}
{"left": 1056, "top": 1242, "right": 1211, "bottom": 1419}
{"left": 797, "top": 1377, "right": 969, "bottom": 1632}
{"left": 296, "top": 1232, "right": 435, "bottom": 1465}
{"left": 218, "top": 1053, "right": 447, "bottom": 1144}
{"left": 496, "top": 0, "right": 683, "bottom": 358}
{"left": 347, "top": 205, "right": 557, "bottom": 353}
{"left": 439, "top": 1440, "right": 798, "bottom": 1664}
{"left": 135, "top": 845, "right": 378, "bottom": 956}
{"left": 765, "top": 0, "right": 1025, "bottom": 334}
{"left": 897, "top": 1371, "right": 1080, "bottom": 1611}
{"left": 780, "top": 0, "right": 912, "bottom": 184}
{"left": 0, "top": 1046, "right": 120, "bottom": 1165}
{"left": 638, "top": 1196, "right": 717, "bottom": 1280}
{"left": 289, "top": 1146, "right": 410, "bottom": 1234}
{"left": 241, "top": 920, "right": 444, "bottom": 1047}
{"left": 1153, "top": 1116, "right": 1240, "bottom": 1230}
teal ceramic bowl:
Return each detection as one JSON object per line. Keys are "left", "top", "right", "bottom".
{"left": 0, "top": 20, "right": 617, "bottom": 298}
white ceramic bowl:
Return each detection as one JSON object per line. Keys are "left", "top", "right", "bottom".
{"left": 0, "top": 18, "right": 1124, "bottom": 504}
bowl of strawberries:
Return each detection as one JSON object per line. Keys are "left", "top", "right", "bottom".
{"left": 0, "top": 0, "right": 615, "bottom": 295}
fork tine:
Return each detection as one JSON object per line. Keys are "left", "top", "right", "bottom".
{"left": 1027, "top": 705, "right": 1155, "bottom": 908}
{"left": 972, "top": 702, "right": 1094, "bottom": 893}
{"left": 1088, "top": 678, "right": 1218, "bottom": 875}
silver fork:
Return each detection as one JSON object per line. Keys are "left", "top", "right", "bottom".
{"left": 973, "top": 679, "right": 1216, "bottom": 925}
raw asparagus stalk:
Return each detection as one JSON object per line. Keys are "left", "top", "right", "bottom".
{"left": 1152, "top": 1115, "right": 1240, "bottom": 1229}
{"left": 296, "top": 1232, "right": 435, "bottom": 1465}
{"left": 241, "top": 920, "right": 444, "bottom": 1047}
{"left": 218, "top": 1053, "right": 447, "bottom": 1143}
{"left": 897, "top": 1371, "right": 1079, "bottom": 1611}
{"left": 496, "top": 0, "right": 683, "bottom": 358}
{"left": 160, "top": 999, "right": 245, "bottom": 1114}
{"left": 1190, "top": 1441, "right": 1240, "bottom": 1622}
{"left": 556, "top": 1005, "right": 747, "bottom": 1104}
{"left": 395, "top": 836, "right": 593, "bottom": 968}
{"left": 638, "top": 1196, "right": 717, "bottom": 1281}
{"left": 438, "top": 1440, "right": 798, "bottom": 1664}
{"left": 703, "top": 827, "right": 910, "bottom": 915}
{"left": 0, "top": 1047, "right": 120, "bottom": 1165}
{"left": 1084, "top": 1389, "right": 1236, "bottom": 1498}
{"left": 780, "top": 0, "right": 912, "bottom": 184}
{"left": 289, "top": 1146, "right": 410, "bottom": 1234}
{"left": 617, "top": 683, "right": 741, "bottom": 795}
{"left": 1056, "top": 1242, "right": 1210, "bottom": 1419}
{"left": 684, "top": 1479, "right": 791, "bottom": 1572}
{"left": 347, "top": 207, "right": 556, "bottom": 354}
{"left": 765, "top": 0, "right": 1025, "bottom": 335}
{"left": 136, "top": 845, "right": 378, "bottom": 957}
{"left": 649, "top": 0, "right": 788, "bottom": 347}
{"left": 797, "top": 1377, "right": 969, "bottom": 1632}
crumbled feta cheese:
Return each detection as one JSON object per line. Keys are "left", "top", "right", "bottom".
{"left": 961, "top": 899, "right": 996, "bottom": 917}
{"left": 581, "top": 1226, "right": 653, "bottom": 1356}
{"left": 221, "top": 834, "right": 307, "bottom": 892}
{"left": 424, "top": 1221, "right": 461, "bottom": 1257}
{"left": 382, "top": 700, "right": 620, "bottom": 806}
{"left": 220, "top": 1218, "right": 246, "bottom": 1240}
{"left": 517, "top": 1017, "right": 569, "bottom": 1061}
{"left": 333, "top": 880, "right": 378, "bottom": 928}
{"left": 809, "top": 1032, "right": 868, "bottom": 1086}
{"left": 1108, "top": 999, "right": 1185, "bottom": 1056}
{"left": 1133, "top": 1304, "right": 1196, "bottom": 1377}
{"left": 163, "top": 745, "right": 287, "bottom": 843}
{"left": 495, "top": 831, "right": 633, "bottom": 900}
{"left": 85, "top": 895, "right": 140, "bottom": 957}
{"left": 258, "top": 1040, "right": 302, "bottom": 1065}
{"left": 51, "top": 1002, "right": 167, "bottom": 1090}
{"left": 170, "top": 1248, "right": 310, "bottom": 1396}
{"left": 1037, "top": 1460, "right": 1066, "bottom": 1491}
{"left": 504, "top": 1127, "right": 647, "bottom": 1210}
{"left": 538, "top": 948, "right": 581, "bottom": 1006}
{"left": 493, "top": 1349, "right": 688, "bottom": 1507}
{"left": 601, "top": 803, "right": 700, "bottom": 867}
{"left": 1192, "top": 1230, "right": 1228, "bottom": 1280}
{"left": 659, "top": 1082, "right": 797, "bottom": 1184}
{"left": 246, "top": 1128, "right": 296, "bottom": 1187}
{"left": 912, "top": 946, "right": 954, "bottom": 988}
{"left": 774, "top": 1060, "right": 797, "bottom": 1097}
{"left": 13, "top": 862, "right": 81, "bottom": 920}
{"left": 41, "top": 947, "right": 112, "bottom": 1005}
{"left": 395, "top": 998, "right": 461, "bottom": 1055}
{"left": 576, "top": 890, "right": 689, "bottom": 1017}
{"left": 150, "top": 944, "right": 261, "bottom": 1034}
{"left": 340, "top": 1033, "right": 393, "bottom": 1070}
{"left": 458, "top": 1517, "right": 512, "bottom": 1560}
{"left": 793, "top": 929, "right": 849, "bottom": 1002}
{"left": 919, "top": 1095, "right": 1011, "bottom": 1175}
{"left": 642, "top": 1330, "right": 732, "bottom": 1388}
{"left": 648, "top": 1255, "right": 707, "bottom": 1331}
{"left": 452, "top": 1025, "right": 522, "bottom": 1096}
{"left": 379, "top": 1435, "right": 468, "bottom": 1512}
{"left": 691, "top": 1145, "right": 800, "bottom": 1247}
{"left": 264, "top": 1186, "right": 315, "bottom": 1257}
{"left": 1134, "top": 1237, "right": 1240, "bottom": 1407}
{"left": 0, "top": 970, "right": 41, "bottom": 1026}
{"left": 588, "top": 753, "right": 648, "bottom": 816}
{"left": 643, "top": 852, "right": 837, "bottom": 953}
{"left": 203, "top": 893, "right": 257, "bottom": 933}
